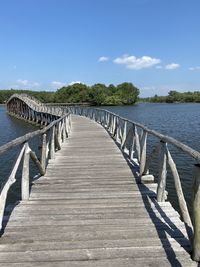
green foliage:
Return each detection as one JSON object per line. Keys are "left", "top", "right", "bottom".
{"left": 54, "top": 83, "right": 89, "bottom": 103}
{"left": 0, "top": 82, "right": 140, "bottom": 106}
{"left": 116, "top": 83, "right": 139, "bottom": 105}
{"left": 142, "top": 90, "right": 200, "bottom": 103}
{"left": 54, "top": 82, "right": 139, "bottom": 105}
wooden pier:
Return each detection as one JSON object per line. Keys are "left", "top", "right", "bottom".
{"left": 0, "top": 94, "right": 200, "bottom": 266}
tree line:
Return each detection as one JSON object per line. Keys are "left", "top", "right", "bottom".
{"left": 141, "top": 90, "right": 200, "bottom": 103}
{"left": 0, "top": 83, "right": 140, "bottom": 105}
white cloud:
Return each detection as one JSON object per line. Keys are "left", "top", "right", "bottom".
{"left": 165, "top": 63, "right": 180, "bottom": 70}
{"left": 69, "top": 81, "right": 82, "bottom": 85}
{"left": 17, "top": 79, "right": 40, "bottom": 88}
{"left": 113, "top": 54, "right": 161, "bottom": 70}
{"left": 51, "top": 81, "right": 66, "bottom": 88}
{"left": 189, "top": 66, "right": 200, "bottom": 71}
{"left": 98, "top": 56, "right": 109, "bottom": 62}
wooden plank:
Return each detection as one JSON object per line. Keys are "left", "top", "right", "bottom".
{"left": 1, "top": 115, "right": 194, "bottom": 266}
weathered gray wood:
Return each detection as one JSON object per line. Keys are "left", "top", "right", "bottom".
{"left": 121, "top": 124, "right": 131, "bottom": 150}
{"left": 58, "top": 121, "right": 62, "bottom": 145}
{"left": 50, "top": 126, "right": 55, "bottom": 159}
{"left": 165, "top": 147, "right": 193, "bottom": 239}
{"left": 3, "top": 97, "right": 198, "bottom": 265}
{"left": 41, "top": 133, "right": 47, "bottom": 171}
{"left": 0, "top": 144, "right": 26, "bottom": 229}
{"left": 129, "top": 126, "right": 135, "bottom": 159}
{"left": 121, "top": 120, "right": 127, "bottom": 149}
{"left": 143, "top": 143, "right": 160, "bottom": 175}
{"left": 157, "top": 141, "right": 167, "bottom": 202}
{"left": 55, "top": 126, "right": 61, "bottom": 150}
{"left": 134, "top": 126, "right": 141, "bottom": 162}
{"left": 21, "top": 143, "right": 30, "bottom": 200}
{"left": 62, "top": 120, "right": 67, "bottom": 141}
{"left": 30, "top": 150, "right": 45, "bottom": 176}
{"left": 0, "top": 115, "right": 194, "bottom": 266}
{"left": 73, "top": 107, "right": 200, "bottom": 162}
{"left": 139, "top": 131, "right": 147, "bottom": 176}
{"left": 0, "top": 114, "right": 70, "bottom": 155}
{"left": 192, "top": 164, "right": 200, "bottom": 261}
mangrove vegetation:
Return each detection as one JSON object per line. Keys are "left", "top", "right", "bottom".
{"left": 142, "top": 90, "right": 200, "bottom": 103}
{"left": 0, "top": 83, "right": 139, "bottom": 105}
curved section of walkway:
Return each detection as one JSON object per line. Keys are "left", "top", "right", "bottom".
{"left": 0, "top": 116, "right": 196, "bottom": 266}
{"left": 7, "top": 93, "right": 62, "bottom": 117}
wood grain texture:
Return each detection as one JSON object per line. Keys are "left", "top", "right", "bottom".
{"left": 0, "top": 115, "right": 196, "bottom": 266}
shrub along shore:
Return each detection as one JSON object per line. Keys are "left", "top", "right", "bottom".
{"left": 1, "top": 86, "right": 199, "bottom": 106}
{"left": 0, "top": 82, "right": 139, "bottom": 106}
{"left": 141, "top": 90, "right": 200, "bottom": 103}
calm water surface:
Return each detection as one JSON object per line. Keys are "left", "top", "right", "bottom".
{"left": 103, "top": 103, "right": 200, "bottom": 151}
{"left": 1, "top": 103, "right": 200, "bottom": 213}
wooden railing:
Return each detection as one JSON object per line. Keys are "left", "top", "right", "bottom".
{"left": 0, "top": 112, "right": 71, "bottom": 231}
{"left": 7, "top": 94, "right": 65, "bottom": 117}
{"left": 68, "top": 106, "right": 200, "bottom": 261}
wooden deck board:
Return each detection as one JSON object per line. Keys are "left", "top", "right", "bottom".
{"left": 0, "top": 115, "right": 196, "bottom": 266}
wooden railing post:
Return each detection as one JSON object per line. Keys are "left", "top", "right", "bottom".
{"left": 67, "top": 114, "right": 72, "bottom": 131}
{"left": 104, "top": 112, "right": 107, "bottom": 127}
{"left": 58, "top": 122, "right": 62, "bottom": 144}
{"left": 21, "top": 143, "right": 30, "bottom": 200}
{"left": 50, "top": 126, "right": 55, "bottom": 159}
{"left": 107, "top": 113, "right": 110, "bottom": 129}
{"left": 62, "top": 119, "right": 67, "bottom": 141}
{"left": 129, "top": 125, "right": 135, "bottom": 159}
{"left": 0, "top": 144, "right": 26, "bottom": 230}
{"left": 41, "top": 133, "right": 47, "bottom": 171}
{"left": 65, "top": 117, "right": 69, "bottom": 137}
{"left": 30, "top": 151, "right": 45, "bottom": 176}
{"left": 157, "top": 141, "right": 167, "bottom": 202}
{"left": 110, "top": 114, "right": 113, "bottom": 133}
{"left": 192, "top": 164, "right": 200, "bottom": 261}
{"left": 121, "top": 120, "right": 127, "bottom": 148}
{"left": 115, "top": 117, "right": 120, "bottom": 142}
{"left": 140, "top": 131, "right": 147, "bottom": 176}
{"left": 134, "top": 126, "right": 141, "bottom": 162}
{"left": 165, "top": 147, "right": 193, "bottom": 240}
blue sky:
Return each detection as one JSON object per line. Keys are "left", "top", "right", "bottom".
{"left": 0, "top": 0, "right": 200, "bottom": 96}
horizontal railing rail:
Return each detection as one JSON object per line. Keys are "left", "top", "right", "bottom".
{"left": 3, "top": 93, "right": 200, "bottom": 262}
{"left": 68, "top": 106, "right": 200, "bottom": 262}
{"left": 0, "top": 112, "right": 71, "bottom": 231}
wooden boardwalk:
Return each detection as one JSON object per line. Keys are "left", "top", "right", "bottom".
{"left": 0, "top": 116, "right": 197, "bottom": 266}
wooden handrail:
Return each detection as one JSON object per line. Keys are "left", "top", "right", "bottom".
{"left": 0, "top": 112, "right": 71, "bottom": 230}
{"left": 3, "top": 94, "right": 200, "bottom": 261}
{"left": 68, "top": 105, "right": 200, "bottom": 261}
{"left": 0, "top": 114, "right": 70, "bottom": 155}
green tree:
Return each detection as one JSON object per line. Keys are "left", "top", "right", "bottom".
{"left": 116, "top": 83, "right": 139, "bottom": 105}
